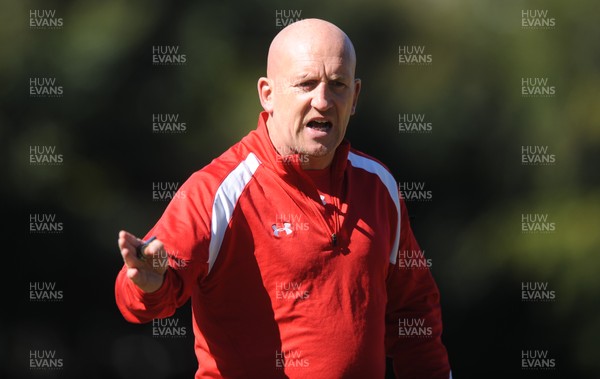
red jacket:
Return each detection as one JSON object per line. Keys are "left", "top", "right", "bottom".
{"left": 115, "top": 111, "right": 451, "bottom": 378}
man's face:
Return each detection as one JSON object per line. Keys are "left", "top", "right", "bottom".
{"left": 261, "top": 38, "right": 361, "bottom": 167}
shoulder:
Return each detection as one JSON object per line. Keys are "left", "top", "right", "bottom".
{"left": 346, "top": 148, "right": 400, "bottom": 209}
{"left": 181, "top": 140, "right": 259, "bottom": 197}
{"left": 347, "top": 148, "right": 397, "bottom": 186}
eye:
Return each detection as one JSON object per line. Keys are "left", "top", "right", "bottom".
{"left": 296, "top": 80, "right": 318, "bottom": 90}
{"left": 330, "top": 80, "right": 346, "bottom": 88}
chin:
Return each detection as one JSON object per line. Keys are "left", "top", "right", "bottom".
{"left": 301, "top": 143, "right": 328, "bottom": 157}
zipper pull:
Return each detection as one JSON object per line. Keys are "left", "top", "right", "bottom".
{"left": 331, "top": 233, "right": 337, "bottom": 247}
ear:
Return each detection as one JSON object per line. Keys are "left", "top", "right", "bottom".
{"left": 350, "top": 78, "right": 361, "bottom": 115}
{"left": 257, "top": 77, "right": 274, "bottom": 114}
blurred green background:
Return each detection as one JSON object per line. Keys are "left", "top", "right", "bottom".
{"left": 2, "top": 0, "right": 599, "bottom": 378}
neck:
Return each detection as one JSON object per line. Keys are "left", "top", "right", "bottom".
{"left": 301, "top": 154, "right": 333, "bottom": 170}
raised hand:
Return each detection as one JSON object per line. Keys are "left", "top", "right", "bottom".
{"left": 118, "top": 230, "right": 168, "bottom": 293}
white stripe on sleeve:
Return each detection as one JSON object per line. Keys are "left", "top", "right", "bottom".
{"left": 208, "top": 153, "right": 261, "bottom": 273}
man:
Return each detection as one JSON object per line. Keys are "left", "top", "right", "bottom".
{"left": 115, "top": 18, "right": 451, "bottom": 378}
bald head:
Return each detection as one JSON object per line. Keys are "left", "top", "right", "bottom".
{"left": 266, "top": 18, "right": 357, "bottom": 78}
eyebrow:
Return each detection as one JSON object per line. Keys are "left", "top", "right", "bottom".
{"left": 292, "top": 73, "right": 349, "bottom": 81}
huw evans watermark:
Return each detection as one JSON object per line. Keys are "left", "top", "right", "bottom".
{"left": 274, "top": 145, "right": 311, "bottom": 165}
{"left": 521, "top": 145, "right": 556, "bottom": 165}
{"left": 152, "top": 45, "right": 186, "bottom": 65}
{"left": 29, "top": 213, "right": 63, "bottom": 234}
{"left": 398, "top": 249, "right": 432, "bottom": 270}
{"left": 521, "top": 282, "right": 556, "bottom": 302}
{"left": 521, "top": 77, "right": 556, "bottom": 97}
{"left": 29, "top": 282, "right": 63, "bottom": 302}
{"left": 152, "top": 113, "right": 187, "bottom": 133}
{"left": 398, "top": 181, "right": 432, "bottom": 202}
{"left": 275, "top": 282, "right": 310, "bottom": 301}
{"left": 151, "top": 248, "right": 188, "bottom": 270}
{"left": 398, "top": 318, "right": 432, "bottom": 338}
{"left": 398, "top": 113, "right": 432, "bottom": 133}
{"left": 521, "top": 10, "right": 556, "bottom": 30}
{"left": 29, "top": 10, "right": 63, "bottom": 29}
{"left": 521, "top": 350, "right": 556, "bottom": 370}
{"left": 275, "top": 10, "right": 303, "bottom": 28}
{"left": 274, "top": 213, "right": 309, "bottom": 232}
{"left": 398, "top": 45, "right": 432, "bottom": 65}
{"left": 275, "top": 350, "right": 309, "bottom": 369}
{"left": 29, "top": 77, "right": 63, "bottom": 97}
{"left": 29, "top": 145, "right": 63, "bottom": 165}
{"left": 29, "top": 350, "right": 63, "bottom": 370}
{"left": 521, "top": 213, "right": 556, "bottom": 234}
{"left": 152, "top": 182, "right": 186, "bottom": 201}
{"left": 152, "top": 317, "right": 187, "bottom": 337}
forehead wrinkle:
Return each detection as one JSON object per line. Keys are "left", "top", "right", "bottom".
{"left": 289, "top": 58, "right": 352, "bottom": 80}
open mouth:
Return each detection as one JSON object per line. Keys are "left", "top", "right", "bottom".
{"left": 307, "top": 120, "right": 332, "bottom": 132}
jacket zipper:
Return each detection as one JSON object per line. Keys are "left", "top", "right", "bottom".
{"left": 275, "top": 151, "right": 344, "bottom": 249}
{"left": 294, "top": 169, "right": 341, "bottom": 249}
{"left": 329, "top": 169, "right": 342, "bottom": 248}
{"left": 304, "top": 184, "right": 338, "bottom": 248}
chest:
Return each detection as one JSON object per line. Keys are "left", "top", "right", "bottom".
{"left": 234, "top": 171, "right": 392, "bottom": 287}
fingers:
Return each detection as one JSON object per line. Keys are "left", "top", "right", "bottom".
{"left": 125, "top": 264, "right": 165, "bottom": 293}
{"left": 118, "top": 230, "right": 167, "bottom": 293}
{"left": 118, "top": 230, "right": 168, "bottom": 273}
{"left": 119, "top": 230, "right": 142, "bottom": 268}
{"left": 141, "top": 238, "right": 169, "bottom": 276}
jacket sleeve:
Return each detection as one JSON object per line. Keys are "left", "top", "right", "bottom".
{"left": 385, "top": 198, "right": 451, "bottom": 378}
{"left": 115, "top": 171, "right": 212, "bottom": 323}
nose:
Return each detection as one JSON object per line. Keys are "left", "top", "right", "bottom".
{"left": 310, "top": 82, "right": 333, "bottom": 111}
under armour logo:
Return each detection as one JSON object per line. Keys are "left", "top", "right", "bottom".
{"left": 272, "top": 223, "right": 293, "bottom": 237}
